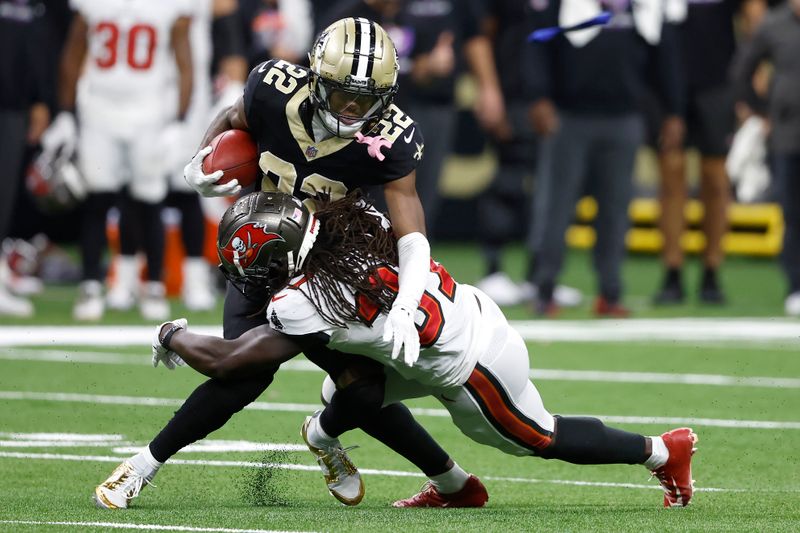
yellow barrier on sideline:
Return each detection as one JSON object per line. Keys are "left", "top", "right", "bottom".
{"left": 567, "top": 197, "right": 784, "bottom": 257}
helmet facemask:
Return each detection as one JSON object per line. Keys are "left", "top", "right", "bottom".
{"left": 311, "top": 75, "right": 396, "bottom": 138}
{"left": 308, "top": 17, "right": 400, "bottom": 138}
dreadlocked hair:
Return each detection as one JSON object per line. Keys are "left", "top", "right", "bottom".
{"left": 300, "top": 190, "right": 398, "bottom": 328}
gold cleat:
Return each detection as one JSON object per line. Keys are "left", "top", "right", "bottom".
{"left": 93, "top": 461, "right": 151, "bottom": 509}
{"left": 301, "top": 413, "right": 364, "bottom": 505}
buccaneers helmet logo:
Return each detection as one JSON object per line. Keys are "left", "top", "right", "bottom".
{"left": 220, "top": 223, "right": 285, "bottom": 273}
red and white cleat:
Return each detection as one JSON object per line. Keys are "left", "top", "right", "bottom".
{"left": 651, "top": 427, "right": 699, "bottom": 507}
{"left": 392, "top": 474, "right": 488, "bottom": 508}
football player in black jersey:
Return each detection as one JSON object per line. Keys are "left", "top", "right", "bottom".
{"left": 94, "top": 18, "right": 476, "bottom": 510}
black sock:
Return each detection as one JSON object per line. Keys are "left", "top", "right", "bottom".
{"left": 360, "top": 403, "right": 452, "bottom": 477}
{"left": 319, "top": 379, "right": 451, "bottom": 476}
{"left": 483, "top": 245, "right": 501, "bottom": 276}
{"left": 118, "top": 194, "right": 141, "bottom": 256}
{"left": 701, "top": 267, "right": 718, "bottom": 289}
{"left": 665, "top": 267, "right": 682, "bottom": 286}
{"left": 168, "top": 192, "right": 205, "bottom": 257}
{"left": 81, "top": 193, "right": 117, "bottom": 280}
{"left": 135, "top": 199, "right": 165, "bottom": 281}
{"left": 538, "top": 281, "right": 554, "bottom": 302}
{"left": 319, "top": 377, "right": 385, "bottom": 437}
{"left": 148, "top": 374, "right": 274, "bottom": 462}
{"left": 537, "top": 416, "right": 648, "bottom": 465}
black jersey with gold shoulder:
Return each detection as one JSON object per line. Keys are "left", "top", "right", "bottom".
{"left": 242, "top": 59, "right": 425, "bottom": 201}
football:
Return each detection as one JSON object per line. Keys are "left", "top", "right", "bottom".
{"left": 202, "top": 129, "right": 260, "bottom": 187}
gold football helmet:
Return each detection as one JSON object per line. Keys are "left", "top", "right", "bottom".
{"left": 308, "top": 17, "right": 399, "bottom": 137}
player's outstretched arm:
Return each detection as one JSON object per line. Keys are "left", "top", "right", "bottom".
{"left": 382, "top": 172, "right": 430, "bottom": 367}
{"left": 158, "top": 323, "right": 301, "bottom": 379}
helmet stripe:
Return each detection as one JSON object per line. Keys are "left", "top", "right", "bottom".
{"left": 350, "top": 18, "right": 362, "bottom": 75}
{"left": 365, "top": 21, "right": 376, "bottom": 79}
{"left": 353, "top": 17, "right": 372, "bottom": 78}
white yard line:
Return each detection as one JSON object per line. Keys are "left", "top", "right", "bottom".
{"left": 0, "top": 451, "right": 749, "bottom": 493}
{"left": 0, "top": 520, "right": 316, "bottom": 533}
{"left": 0, "top": 433, "right": 305, "bottom": 453}
{"left": 1, "top": 390, "right": 798, "bottom": 430}
{"left": 1, "top": 318, "right": 798, "bottom": 346}
{"left": 4, "top": 349, "right": 799, "bottom": 389}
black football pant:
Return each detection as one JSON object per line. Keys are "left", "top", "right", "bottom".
{"left": 149, "top": 283, "right": 451, "bottom": 476}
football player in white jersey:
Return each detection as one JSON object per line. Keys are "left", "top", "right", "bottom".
{"left": 111, "top": 0, "right": 248, "bottom": 314}
{"left": 150, "top": 191, "right": 699, "bottom": 509}
{"left": 45, "top": 0, "right": 193, "bottom": 321}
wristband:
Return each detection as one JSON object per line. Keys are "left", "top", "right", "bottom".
{"left": 159, "top": 323, "right": 184, "bottom": 350}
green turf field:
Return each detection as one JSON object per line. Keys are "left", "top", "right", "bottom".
{"left": 1, "top": 247, "right": 799, "bottom": 532}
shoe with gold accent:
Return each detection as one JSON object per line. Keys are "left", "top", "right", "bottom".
{"left": 93, "top": 460, "right": 153, "bottom": 509}
{"left": 301, "top": 411, "right": 364, "bottom": 505}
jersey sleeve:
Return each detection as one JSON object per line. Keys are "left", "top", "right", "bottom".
{"left": 243, "top": 59, "right": 279, "bottom": 134}
{"left": 266, "top": 288, "right": 334, "bottom": 338}
{"left": 375, "top": 105, "right": 426, "bottom": 181}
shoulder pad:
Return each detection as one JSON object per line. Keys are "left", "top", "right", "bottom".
{"left": 267, "top": 284, "right": 331, "bottom": 337}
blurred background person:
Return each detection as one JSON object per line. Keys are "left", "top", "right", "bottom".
{"left": 320, "top": 0, "right": 506, "bottom": 235}
{"left": 237, "top": 0, "right": 314, "bottom": 68}
{"left": 474, "top": 0, "right": 582, "bottom": 309}
{"left": 653, "top": 0, "right": 766, "bottom": 306}
{"left": 732, "top": 0, "right": 800, "bottom": 317}
{"left": 46, "top": 0, "right": 193, "bottom": 321}
{"left": 0, "top": 0, "right": 51, "bottom": 317}
{"left": 474, "top": 0, "right": 533, "bottom": 306}
{"left": 523, "top": 0, "right": 684, "bottom": 317}
{"left": 111, "top": 0, "right": 249, "bottom": 315}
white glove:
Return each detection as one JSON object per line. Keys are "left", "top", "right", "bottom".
{"left": 382, "top": 299, "right": 420, "bottom": 367}
{"left": 40, "top": 111, "right": 78, "bottom": 157}
{"left": 183, "top": 146, "right": 242, "bottom": 197}
{"left": 152, "top": 318, "right": 188, "bottom": 370}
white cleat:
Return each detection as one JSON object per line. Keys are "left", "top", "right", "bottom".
{"left": 476, "top": 272, "right": 522, "bottom": 306}
{"left": 107, "top": 256, "right": 139, "bottom": 311}
{"left": 182, "top": 258, "right": 216, "bottom": 311}
{"left": 93, "top": 460, "right": 152, "bottom": 509}
{"left": 519, "top": 281, "right": 584, "bottom": 308}
{"left": 301, "top": 411, "right": 364, "bottom": 506}
{"left": 0, "top": 286, "right": 33, "bottom": 317}
{"left": 107, "top": 285, "right": 136, "bottom": 311}
{"left": 139, "top": 281, "right": 169, "bottom": 321}
{"left": 785, "top": 291, "right": 800, "bottom": 317}
{"left": 73, "top": 280, "right": 105, "bottom": 321}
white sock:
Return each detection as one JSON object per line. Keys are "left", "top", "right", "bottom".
{"left": 429, "top": 463, "right": 469, "bottom": 494}
{"left": 306, "top": 412, "right": 337, "bottom": 448}
{"left": 643, "top": 436, "right": 669, "bottom": 470}
{"left": 129, "top": 446, "right": 163, "bottom": 479}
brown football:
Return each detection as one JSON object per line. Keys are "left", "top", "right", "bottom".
{"left": 202, "top": 129, "right": 260, "bottom": 187}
